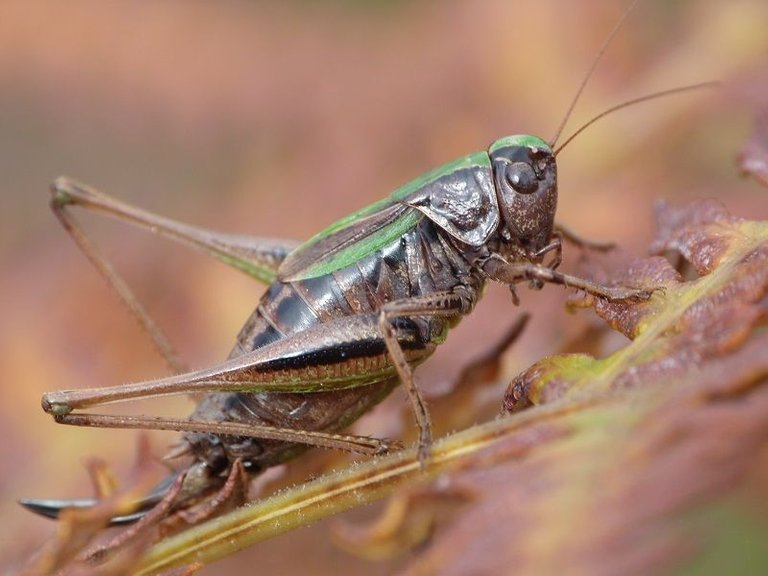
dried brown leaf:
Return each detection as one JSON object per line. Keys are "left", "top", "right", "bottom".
{"left": 404, "top": 200, "right": 768, "bottom": 576}
{"left": 506, "top": 200, "right": 768, "bottom": 409}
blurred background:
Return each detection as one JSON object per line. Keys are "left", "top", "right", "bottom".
{"left": 1, "top": 0, "right": 766, "bottom": 573}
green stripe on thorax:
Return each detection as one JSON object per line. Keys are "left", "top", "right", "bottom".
{"left": 489, "top": 134, "right": 551, "bottom": 154}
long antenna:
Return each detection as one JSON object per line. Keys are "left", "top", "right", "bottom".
{"left": 553, "top": 81, "right": 720, "bottom": 156}
{"left": 549, "top": 0, "right": 640, "bottom": 147}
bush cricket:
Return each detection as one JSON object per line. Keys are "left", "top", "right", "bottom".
{"left": 22, "top": 1, "right": 714, "bottom": 531}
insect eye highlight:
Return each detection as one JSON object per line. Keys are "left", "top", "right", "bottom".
{"left": 505, "top": 162, "right": 538, "bottom": 194}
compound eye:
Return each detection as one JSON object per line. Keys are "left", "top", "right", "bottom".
{"left": 504, "top": 162, "right": 538, "bottom": 194}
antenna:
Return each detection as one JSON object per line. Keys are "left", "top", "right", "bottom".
{"left": 549, "top": 0, "right": 640, "bottom": 147}
{"left": 553, "top": 82, "right": 720, "bottom": 156}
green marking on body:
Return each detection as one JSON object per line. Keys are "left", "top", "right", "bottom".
{"left": 291, "top": 209, "right": 424, "bottom": 280}
{"left": 304, "top": 151, "right": 489, "bottom": 244}
{"left": 489, "top": 134, "right": 551, "bottom": 154}
{"left": 389, "top": 151, "right": 490, "bottom": 201}
{"left": 287, "top": 151, "right": 489, "bottom": 280}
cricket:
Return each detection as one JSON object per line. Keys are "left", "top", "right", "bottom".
{"left": 22, "top": 1, "right": 712, "bottom": 532}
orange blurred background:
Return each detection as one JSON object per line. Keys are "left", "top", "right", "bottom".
{"left": 1, "top": 0, "right": 766, "bottom": 573}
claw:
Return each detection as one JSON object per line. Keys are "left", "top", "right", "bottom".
{"left": 19, "top": 472, "right": 180, "bottom": 525}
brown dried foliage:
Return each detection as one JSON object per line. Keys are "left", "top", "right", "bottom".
{"left": 65, "top": 199, "right": 764, "bottom": 576}
{"left": 20, "top": 196, "right": 768, "bottom": 575}
{"left": 405, "top": 200, "right": 768, "bottom": 576}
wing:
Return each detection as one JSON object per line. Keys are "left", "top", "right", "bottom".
{"left": 278, "top": 200, "right": 423, "bottom": 281}
{"left": 278, "top": 151, "right": 498, "bottom": 282}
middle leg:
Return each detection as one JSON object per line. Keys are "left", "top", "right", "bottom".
{"left": 378, "top": 288, "right": 475, "bottom": 465}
